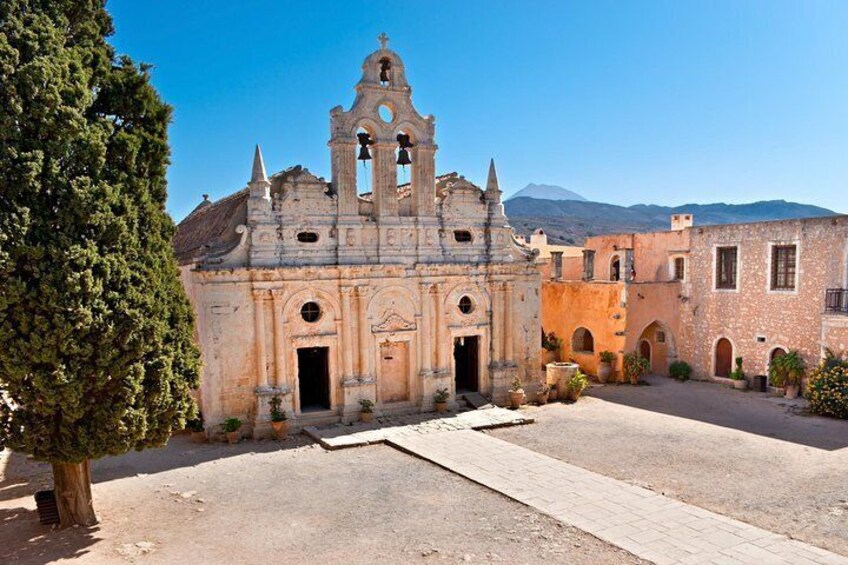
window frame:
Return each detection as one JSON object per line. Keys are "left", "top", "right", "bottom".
{"left": 768, "top": 242, "right": 800, "bottom": 294}
{"left": 714, "top": 245, "right": 739, "bottom": 292}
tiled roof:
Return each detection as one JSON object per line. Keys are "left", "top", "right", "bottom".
{"left": 173, "top": 188, "right": 248, "bottom": 265}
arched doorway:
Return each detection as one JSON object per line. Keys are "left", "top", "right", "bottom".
{"left": 610, "top": 255, "right": 621, "bottom": 281}
{"left": 768, "top": 347, "right": 787, "bottom": 387}
{"left": 715, "top": 338, "right": 733, "bottom": 377}
{"left": 639, "top": 340, "right": 652, "bottom": 365}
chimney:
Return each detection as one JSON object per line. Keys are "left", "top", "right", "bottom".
{"left": 671, "top": 214, "right": 693, "bottom": 231}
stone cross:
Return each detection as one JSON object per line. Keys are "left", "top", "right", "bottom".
{"left": 378, "top": 32, "right": 389, "bottom": 50}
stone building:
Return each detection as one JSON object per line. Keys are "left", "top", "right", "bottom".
{"left": 174, "top": 37, "right": 541, "bottom": 436}
{"left": 541, "top": 214, "right": 848, "bottom": 386}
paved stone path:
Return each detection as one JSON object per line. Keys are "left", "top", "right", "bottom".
{"left": 303, "top": 406, "right": 532, "bottom": 450}
{"left": 387, "top": 430, "right": 848, "bottom": 565}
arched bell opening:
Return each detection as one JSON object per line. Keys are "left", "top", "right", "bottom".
{"left": 395, "top": 129, "right": 415, "bottom": 216}
{"left": 355, "top": 125, "right": 375, "bottom": 197}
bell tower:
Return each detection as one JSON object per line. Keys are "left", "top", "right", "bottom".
{"left": 329, "top": 34, "right": 437, "bottom": 219}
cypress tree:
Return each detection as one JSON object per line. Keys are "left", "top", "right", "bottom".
{"left": 0, "top": 0, "right": 200, "bottom": 527}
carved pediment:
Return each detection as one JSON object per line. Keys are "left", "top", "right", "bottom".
{"left": 372, "top": 311, "right": 416, "bottom": 333}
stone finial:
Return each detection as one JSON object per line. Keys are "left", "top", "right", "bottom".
{"left": 250, "top": 144, "right": 268, "bottom": 184}
{"left": 485, "top": 158, "right": 502, "bottom": 201}
{"left": 378, "top": 32, "right": 389, "bottom": 50}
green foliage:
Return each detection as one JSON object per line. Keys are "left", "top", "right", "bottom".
{"left": 186, "top": 414, "right": 204, "bottom": 433}
{"left": 807, "top": 354, "right": 848, "bottom": 419}
{"left": 222, "top": 418, "right": 242, "bottom": 433}
{"left": 729, "top": 357, "right": 746, "bottom": 381}
{"left": 511, "top": 376, "right": 524, "bottom": 392}
{"left": 538, "top": 382, "right": 551, "bottom": 394}
{"left": 0, "top": 1, "right": 200, "bottom": 462}
{"left": 569, "top": 371, "right": 589, "bottom": 393}
{"left": 769, "top": 350, "right": 805, "bottom": 387}
{"left": 669, "top": 361, "right": 692, "bottom": 381}
{"left": 623, "top": 352, "right": 650, "bottom": 382}
{"left": 433, "top": 388, "right": 450, "bottom": 403}
{"left": 598, "top": 350, "right": 615, "bottom": 363}
{"left": 269, "top": 395, "right": 286, "bottom": 422}
{"left": 541, "top": 330, "right": 562, "bottom": 352}
{"left": 359, "top": 398, "right": 374, "bottom": 413}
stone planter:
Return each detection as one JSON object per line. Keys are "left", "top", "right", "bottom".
{"left": 271, "top": 420, "right": 289, "bottom": 440}
{"left": 508, "top": 389, "right": 525, "bottom": 409}
{"left": 597, "top": 362, "right": 612, "bottom": 384}
{"left": 190, "top": 431, "right": 206, "bottom": 443}
{"left": 547, "top": 362, "right": 579, "bottom": 396}
{"left": 785, "top": 384, "right": 800, "bottom": 400}
{"left": 361, "top": 411, "right": 374, "bottom": 423}
{"left": 733, "top": 379, "right": 748, "bottom": 390}
{"left": 435, "top": 401, "right": 448, "bottom": 414}
{"left": 536, "top": 390, "right": 550, "bottom": 405}
{"left": 226, "top": 431, "right": 240, "bottom": 445}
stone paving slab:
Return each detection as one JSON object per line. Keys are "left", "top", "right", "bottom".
{"left": 303, "top": 407, "right": 533, "bottom": 450}
{"left": 387, "top": 430, "right": 848, "bottom": 565}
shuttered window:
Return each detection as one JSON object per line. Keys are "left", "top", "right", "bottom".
{"left": 716, "top": 247, "right": 737, "bottom": 290}
{"left": 673, "top": 257, "right": 685, "bottom": 281}
{"left": 771, "top": 245, "right": 797, "bottom": 290}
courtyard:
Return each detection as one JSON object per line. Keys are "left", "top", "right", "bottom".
{"left": 2, "top": 377, "right": 847, "bottom": 564}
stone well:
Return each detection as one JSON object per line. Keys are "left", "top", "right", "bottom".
{"left": 546, "top": 362, "right": 579, "bottom": 399}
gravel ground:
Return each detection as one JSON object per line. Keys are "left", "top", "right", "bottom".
{"left": 1, "top": 435, "right": 643, "bottom": 564}
{"left": 487, "top": 375, "right": 848, "bottom": 557}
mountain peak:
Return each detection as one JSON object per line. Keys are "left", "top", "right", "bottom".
{"left": 507, "top": 183, "right": 586, "bottom": 202}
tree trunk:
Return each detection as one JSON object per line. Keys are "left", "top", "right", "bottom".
{"left": 52, "top": 460, "right": 97, "bottom": 528}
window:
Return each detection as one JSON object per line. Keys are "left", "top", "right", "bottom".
{"left": 300, "top": 302, "right": 322, "bottom": 323}
{"left": 610, "top": 255, "right": 621, "bottom": 281}
{"left": 656, "top": 331, "right": 666, "bottom": 343}
{"left": 453, "top": 230, "right": 472, "bottom": 243}
{"left": 297, "top": 232, "right": 319, "bottom": 243}
{"left": 771, "top": 245, "right": 797, "bottom": 291}
{"left": 571, "top": 327, "right": 595, "bottom": 353}
{"left": 673, "top": 257, "right": 685, "bottom": 281}
{"left": 716, "top": 246, "right": 738, "bottom": 290}
{"left": 458, "top": 295, "right": 474, "bottom": 314}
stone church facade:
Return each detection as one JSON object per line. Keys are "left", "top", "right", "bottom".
{"left": 174, "top": 38, "right": 541, "bottom": 437}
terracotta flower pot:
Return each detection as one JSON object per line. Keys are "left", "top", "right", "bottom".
{"left": 361, "top": 411, "right": 374, "bottom": 423}
{"left": 568, "top": 388, "right": 581, "bottom": 402}
{"left": 435, "top": 401, "right": 448, "bottom": 414}
{"left": 226, "top": 431, "right": 240, "bottom": 445}
{"left": 785, "top": 384, "right": 800, "bottom": 400}
{"left": 508, "top": 390, "right": 525, "bottom": 409}
{"left": 629, "top": 374, "right": 640, "bottom": 385}
{"left": 536, "top": 391, "right": 549, "bottom": 405}
{"left": 190, "top": 431, "right": 206, "bottom": 443}
{"left": 271, "top": 420, "right": 289, "bottom": 440}
{"left": 597, "top": 362, "right": 612, "bottom": 384}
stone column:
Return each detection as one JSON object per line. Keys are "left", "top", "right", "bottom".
{"left": 434, "top": 283, "right": 446, "bottom": 371}
{"left": 503, "top": 282, "right": 515, "bottom": 364}
{"left": 271, "top": 289, "right": 287, "bottom": 388}
{"left": 419, "top": 283, "right": 432, "bottom": 373}
{"left": 372, "top": 142, "right": 398, "bottom": 217}
{"left": 340, "top": 286, "right": 355, "bottom": 380}
{"left": 490, "top": 282, "right": 502, "bottom": 364}
{"left": 332, "top": 140, "right": 358, "bottom": 216}
{"left": 252, "top": 289, "right": 269, "bottom": 388}
{"left": 412, "top": 144, "right": 436, "bottom": 216}
{"left": 357, "top": 286, "right": 373, "bottom": 379}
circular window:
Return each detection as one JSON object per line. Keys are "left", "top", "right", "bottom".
{"left": 458, "top": 295, "right": 474, "bottom": 315}
{"left": 300, "top": 302, "right": 321, "bottom": 323}
{"left": 378, "top": 104, "right": 393, "bottom": 123}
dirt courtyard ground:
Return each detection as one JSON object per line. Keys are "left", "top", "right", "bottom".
{"left": 1, "top": 434, "right": 641, "bottom": 564}
{"left": 489, "top": 375, "right": 848, "bottom": 556}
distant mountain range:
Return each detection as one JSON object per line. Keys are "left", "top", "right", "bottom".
{"left": 505, "top": 194, "right": 837, "bottom": 246}
{"left": 507, "top": 183, "right": 587, "bottom": 202}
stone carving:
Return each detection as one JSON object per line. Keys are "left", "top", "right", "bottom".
{"left": 372, "top": 310, "right": 417, "bottom": 333}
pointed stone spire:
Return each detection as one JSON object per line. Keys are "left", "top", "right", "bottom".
{"left": 485, "top": 158, "right": 501, "bottom": 201}
{"left": 250, "top": 144, "right": 268, "bottom": 184}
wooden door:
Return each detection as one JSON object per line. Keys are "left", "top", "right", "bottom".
{"left": 639, "top": 340, "right": 652, "bottom": 370}
{"left": 715, "top": 338, "right": 733, "bottom": 377}
{"left": 380, "top": 341, "right": 409, "bottom": 403}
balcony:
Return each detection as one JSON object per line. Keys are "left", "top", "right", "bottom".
{"left": 825, "top": 289, "right": 848, "bottom": 314}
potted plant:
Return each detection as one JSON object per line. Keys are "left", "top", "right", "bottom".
{"left": 433, "top": 388, "right": 450, "bottom": 413}
{"left": 541, "top": 330, "right": 562, "bottom": 366}
{"left": 623, "top": 351, "right": 650, "bottom": 385}
{"left": 568, "top": 371, "right": 589, "bottom": 401}
{"left": 359, "top": 398, "right": 375, "bottom": 423}
{"left": 669, "top": 360, "right": 692, "bottom": 382}
{"left": 597, "top": 351, "right": 615, "bottom": 384}
{"left": 269, "top": 395, "right": 289, "bottom": 440}
{"left": 770, "top": 350, "right": 805, "bottom": 399}
{"left": 536, "top": 382, "right": 551, "bottom": 405}
{"left": 187, "top": 414, "right": 205, "bottom": 443}
{"left": 508, "top": 377, "right": 525, "bottom": 409}
{"left": 222, "top": 417, "right": 242, "bottom": 445}
{"left": 729, "top": 357, "right": 748, "bottom": 390}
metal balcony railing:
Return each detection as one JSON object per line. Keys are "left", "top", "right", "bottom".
{"left": 825, "top": 289, "right": 848, "bottom": 314}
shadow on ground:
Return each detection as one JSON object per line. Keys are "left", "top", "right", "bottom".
{"left": 0, "top": 506, "right": 100, "bottom": 564}
{"left": 586, "top": 375, "right": 848, "bottom": 451}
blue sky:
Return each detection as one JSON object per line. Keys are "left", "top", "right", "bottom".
{"left": 108, "top": 1, "right": 848, "bottom": 221}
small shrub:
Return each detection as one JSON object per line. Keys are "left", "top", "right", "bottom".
{"left": 269, "top": 395, "right": 287, "bottom": 422}
{"left": 769, "top": 350, "right": 805, "bottom": 387}
{"left": 807, "top": 355, "right": 848, "bottom": 419}
{"left": 222, "top": 417, "right": 242, "bottom": 433}
{"left": 538, "top": 382, "right": 551, "bottom": 394}
{"left": 623, "top": 352, "right": 650, "bottom": 383}
{"left": 511, "top": 376, "right": 524, "bottom": 392}
{"left": 729, "top": 357, "right": 746, "bottom": 381}
{"left": 598, "top": 350, "right": 615, "bottom": 363}
{"left": 669, "top": 361, "right": 692, "bottom": 381}
{"left": 433, "top": 388, "right": 450, "bottom": 403}
{"left": 542, "top": 331, "right": 562, "bottom": 352}
{"left": 359, "top": 398, "right": 374, "bottom": 413}
{"left": 186, "top": 414, "right": 204, "bottom": 433}
{"left": 569, "top": 371, "right": 589, "bottom": 393}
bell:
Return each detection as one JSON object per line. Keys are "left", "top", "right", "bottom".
{"left": 396, "top": 133, "right": 414, "bottom": 149}
{"left": 379, "top": 59, "right": 391, "bottom": 83}
{"left": 358, "top": 145, "right": 372, "bottom": 161}
{"left": 396, "top": 148, "right": 412, "bottom": 166}
{"left": 357, "top": 131, "right": 373, "bottom": 161}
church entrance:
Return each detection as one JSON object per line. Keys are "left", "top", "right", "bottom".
{"left": 453, "top": 336, "right": 479, "bottom": 393}
{"left": 379, "top": 341, "right": 409, "bottom": 403}
{"left": 297, "top": 347, "right": 330, "bottom": 411}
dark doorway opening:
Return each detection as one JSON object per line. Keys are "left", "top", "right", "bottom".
{"left": 639, "top": 340, "right": 652, "bottom": 367}
{"left": 715, "top": 338, "right": 733, "bottom": 378}
{"left": 298, "top": 347, "right": 330, "bottom": 411}
{"left": 453, "top": 336, "right": 479, "bottom": 393}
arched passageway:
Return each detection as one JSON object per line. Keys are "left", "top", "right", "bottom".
{"left": 636, "top": 321, "right": 676, "bottom": 376}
